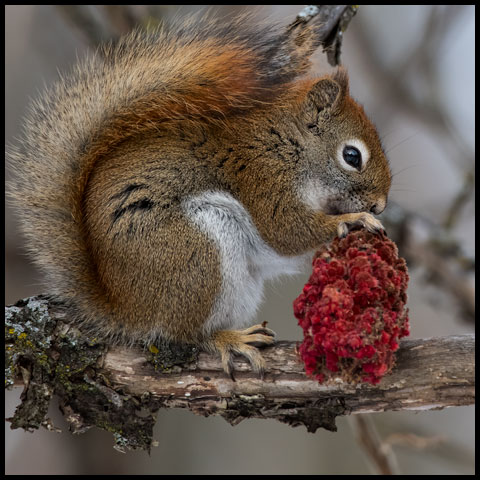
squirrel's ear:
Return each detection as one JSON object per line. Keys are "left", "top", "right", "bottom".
{"left": 305, "top": 67, "right": 349, "bottom": 115}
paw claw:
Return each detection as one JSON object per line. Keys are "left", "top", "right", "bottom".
{"left": 240, "top": 324, "right": 276, "bottom": 341}
{"left": 209, "top": 326, "right": 273, "bottom": 379}
{"left": 338, "top": 212, "right": 385, "bottom": 238}
{"left": 337, "top": 222, "right": 349, "bottom": 238}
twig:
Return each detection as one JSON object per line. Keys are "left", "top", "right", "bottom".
{"left": 5, "top": 296, "right": 475, "bottom": 452}
{"left": 350, "top": 415, "right": 399, "bottom": 475}
{"left": 404, "top": 234, "right": 475, "bottom": 317}
{"left": 383, "top": 202, "right": 475, "bottom": 321}
{"left": 442, "top": 168, "right": 475, "bottom": 231}
{"left": 383, "top": 432, "right": 446, "bottom": 450}
{"left": 288, "top": 5, "right": 358, "bottom": 66}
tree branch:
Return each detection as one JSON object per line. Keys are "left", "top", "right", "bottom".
{"left": 5, "top": 296, "right": 475, "bottom": 452}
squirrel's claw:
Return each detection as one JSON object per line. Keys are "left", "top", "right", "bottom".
{"left": 208, "top": 325, "right": 276, "bottom": 380}
{"left": 337, "top": 212, "right": 385, "bottom": 238}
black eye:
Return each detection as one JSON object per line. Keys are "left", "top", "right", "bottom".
{"left": 343, "top": 146, "right": 362, "bottom": 170}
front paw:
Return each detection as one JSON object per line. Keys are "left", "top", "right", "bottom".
{"left": 337, "top": 212, "right": 385, "bottom": 238}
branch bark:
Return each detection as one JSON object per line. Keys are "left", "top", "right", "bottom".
{"left": 5, "top": 296, "right": 475, "bottom": 452}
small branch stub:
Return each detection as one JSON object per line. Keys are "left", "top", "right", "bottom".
{"left": 289, "top": 5, "right": 358, "bottom": 66}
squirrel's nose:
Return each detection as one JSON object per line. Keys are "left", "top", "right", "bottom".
{"left": 370, "top": 197, "right": 387, "bottom": 215}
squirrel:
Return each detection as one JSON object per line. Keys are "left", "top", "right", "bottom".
{"left": 8, "top": 13, "right": 391, "bottom": 378}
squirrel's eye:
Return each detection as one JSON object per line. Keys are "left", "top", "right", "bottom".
{"left": 343, "top": 146, "right": 362, "bottom": 170}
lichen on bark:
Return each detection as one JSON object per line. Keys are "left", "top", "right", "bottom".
{"left": 147, "top": 340, "right": 200, "bottom": 373}
{"left": 5, "top": 295, "right": 162, "bottom": 452}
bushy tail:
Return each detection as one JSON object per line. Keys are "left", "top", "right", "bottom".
{"left": 8, "top": 12, "right": 322, "bottom": 335}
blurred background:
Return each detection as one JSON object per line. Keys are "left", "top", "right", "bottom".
{"left": 5, "top": 5, "right": 475, "bottom": 475}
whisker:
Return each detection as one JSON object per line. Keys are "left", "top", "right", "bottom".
{"left": 385, "top": 131, "right": 421, "bottom": 154}
{"left": 391, "top": 164, "right": 418, "bottom": 178}
{"left": 379, "top": 129, "right": 396, "bottom": 143}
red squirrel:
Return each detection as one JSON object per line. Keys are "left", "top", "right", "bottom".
{"left": 9, "top": 14, "right": 391, "bottom": 377}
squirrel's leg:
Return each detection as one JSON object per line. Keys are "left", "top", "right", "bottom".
{"left": 305, "top": 210, "right": 385, "bottom": 246}
{"left": 203, "top": 323, "right": 276, "bottom": 380}
{"left": 243, "top": 189, "right": 385, "bottom": 255}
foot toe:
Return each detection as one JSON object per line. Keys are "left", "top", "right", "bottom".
{"left": 208, "top": 328, "right": 272, "bottom": 379}
{"left": 240, "top": 323, "right": 276, "bottom": 338}
{"left": 242, "top": 333, "right": 276, "bottom": 348}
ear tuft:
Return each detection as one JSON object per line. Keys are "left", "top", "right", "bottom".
{"left": 332, "top": 66, "right": 349, "bottom": 98}
{"left": 307, "top": 67, "right": 349, "bottom": 114}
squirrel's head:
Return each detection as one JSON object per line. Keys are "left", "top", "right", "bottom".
{"left": 294, "top": 68, "right": 391, "bottom": 216}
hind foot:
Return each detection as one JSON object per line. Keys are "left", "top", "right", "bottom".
{"left": 206, "top": 323, "right": 275, "bottom": 380}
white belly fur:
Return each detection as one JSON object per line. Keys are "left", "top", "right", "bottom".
{"left": 182, "top": 191, "right": 311, "bottom": 334}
